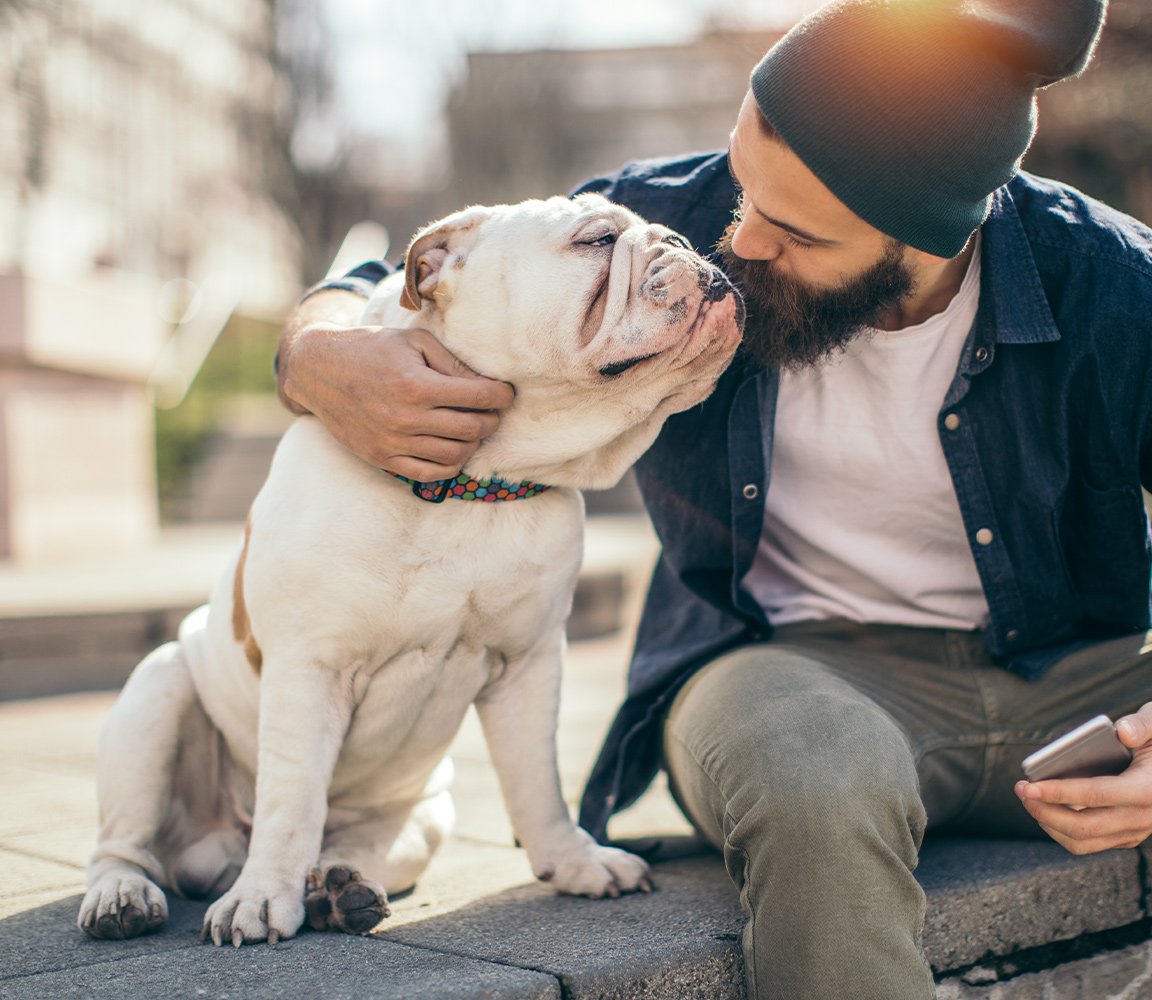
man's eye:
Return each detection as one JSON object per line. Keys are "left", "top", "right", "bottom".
{"left": 783, "top": 233, "right": 815, "bottom": 251}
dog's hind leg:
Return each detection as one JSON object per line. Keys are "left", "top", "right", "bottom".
{"left": 78, "top": 641, "right": 200, "bottom": 939}
{"left": 164, "top": 725, "right": 250, "bottom": 901}
{"left": 307, "top": 760, "right": 455, "bottom": 934}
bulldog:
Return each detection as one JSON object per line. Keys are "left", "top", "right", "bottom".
{"left": 78, "top": 192, "right": 743, "bottom": 946}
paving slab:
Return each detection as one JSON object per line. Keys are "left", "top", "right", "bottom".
{"left": 918, "top": 837, "right": 1145, "bottom": 972}
{"left": 383, "top": 853, "right": 746, "bottom": 1000}
{"left": 0, "top": 897, "right": 560, "bottom": 1000}
{"left": 0, "top": 849, "right": 85, "bottom": 910}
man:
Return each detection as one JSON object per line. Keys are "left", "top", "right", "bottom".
{"left": 277, "top": 0, "right": 1152, "bottom": 995}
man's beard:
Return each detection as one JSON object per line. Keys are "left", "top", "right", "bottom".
{"left": 716, "top": 220, "right": 915, "bottom": 371}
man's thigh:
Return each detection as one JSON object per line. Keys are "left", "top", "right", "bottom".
{"left": 944, "top": 628, "right": 1152, "bottom": 834}
{"left": 661, "top": 630, "right": 932, "bottom": 849}
{"left": 662, "top": 623, "right": 1152, "bottom": 839}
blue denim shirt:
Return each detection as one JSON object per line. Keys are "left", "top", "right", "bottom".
{"left": 566, "top": 152, "right": 1152, "bottom": 841}
{"left": 318, "top": 153, "right": 1152, "bottom": 843}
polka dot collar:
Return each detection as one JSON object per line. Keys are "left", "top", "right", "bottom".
{"left": 385, "top": 470, "right": 552, "bottom": 504}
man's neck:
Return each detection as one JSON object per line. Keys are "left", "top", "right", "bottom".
{"left": 875, "top": 240, "right": 976, "bottom": 331}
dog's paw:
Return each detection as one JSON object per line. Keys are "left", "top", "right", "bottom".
{"left": 78, "top": 872, "right": 168, "bottom": 939}
{"left": 304, "top": 864, "right": 389, "bottom": 935}
{"left": 543, "top": 845, "right": 654, "bottom": 899}
{"left": 201, "top": 876, "right": 304, "bottom": 947}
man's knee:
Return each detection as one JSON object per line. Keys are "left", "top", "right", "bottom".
{"left": 664, "top": 645, "right": 925, "bottom": 852}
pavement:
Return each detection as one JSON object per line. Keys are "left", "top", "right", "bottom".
{"left": 4, "top": 518, "right": 1152, "bottom": 997}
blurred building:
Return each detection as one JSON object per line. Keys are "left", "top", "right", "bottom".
{"left": 0, "top": 0, "right": 300, "bottom": 308}
{"left": 1026, "top": 0, "right": 1152, "bottom": 225}
{"left": 443, "top": 29, "right": 782, "bottom": 214}
{"left": 0, "top": 0, "right": 300, "bottom": 562}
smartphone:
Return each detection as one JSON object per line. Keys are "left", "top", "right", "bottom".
{"left": 1021, "top": 715, "right": 1132, "bottom": 782}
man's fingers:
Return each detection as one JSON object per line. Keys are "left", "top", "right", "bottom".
{"left": 1023, "top": 799, "right": 1152, "bottom": 852}
{"left": 1116, "top": 703, "right": 1152, "bottom": 748}
{"left": 422, "top": 371, "right": 516, "bottom": 413}
{"left": 412, "top": 332, "right": 516, "bottom": 410}
{"left": 1016, "top": 775, "right": 1138, "bottom": 809}
{"left": 383, "top": 455, "right": 469, "bottom": 483}
{"left": 419, "top": 408, "right": 502, "bottom": 443}
{"left": 1037, "top": 823, "right": 1136, "bottom": 856}
{"left": 415, "top": 329, "right": 484, "bottom": 379}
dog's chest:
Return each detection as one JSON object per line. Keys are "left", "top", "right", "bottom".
{"left": 353, "top": 494, "right": 583, "bottom": 650}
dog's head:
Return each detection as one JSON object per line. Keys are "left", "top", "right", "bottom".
{"left": 384, "top": 193, "right": 743, "bottom": 488}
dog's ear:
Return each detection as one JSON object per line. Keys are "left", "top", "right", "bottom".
{"left": 399, "top": 210, "right": 488, "bottom": 312}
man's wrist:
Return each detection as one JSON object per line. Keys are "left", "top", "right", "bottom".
{"left": 277, "top": 322, "right": 336, "bottom": 416}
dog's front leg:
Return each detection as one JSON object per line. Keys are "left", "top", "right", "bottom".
{"left": 475, "top": 634, "right": 651, "bottom": 898}
{"left": 202, "top": 661, "right": 351, "bottom": 946}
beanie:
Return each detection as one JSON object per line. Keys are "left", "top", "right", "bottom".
{"left": 750, "top": 0, "right": 1108, "bottom": 257}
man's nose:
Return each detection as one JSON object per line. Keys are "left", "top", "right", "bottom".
{"left": 730, "top": 220, "right": 783, "bottom": 262}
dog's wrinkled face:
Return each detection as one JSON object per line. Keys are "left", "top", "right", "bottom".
{"left": 397, "top": 193, "right": 744, "bottom": 487}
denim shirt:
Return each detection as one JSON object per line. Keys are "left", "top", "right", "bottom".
{"left": 566, "top": 152, "right": 1152, "bottom": 841}
{"left": 317, "top": 153, "right": 1152, "bottom": 843}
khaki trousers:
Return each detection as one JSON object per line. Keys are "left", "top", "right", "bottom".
{"left": 662, "top": 621, "right": 1152, "bottom": 1000}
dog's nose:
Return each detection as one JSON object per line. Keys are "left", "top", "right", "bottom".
{"left": 705, "top": 269, "right": 734, "bottom": 302}
{"left": 702, "top": 267, "right": 745, "bottom": 327}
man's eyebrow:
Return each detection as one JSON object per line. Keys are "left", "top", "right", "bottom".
{"left": 726, "top": 150, "right": 838, "bottom": 247}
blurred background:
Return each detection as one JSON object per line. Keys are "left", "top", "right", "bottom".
{"left": 0, "top": 0, "right": 1148, "bottom": 567}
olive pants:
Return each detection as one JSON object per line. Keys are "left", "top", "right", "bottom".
{"left": 662, "top": 621, "right": 1152, "bottom": 1000}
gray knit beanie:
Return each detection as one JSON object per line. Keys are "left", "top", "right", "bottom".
{"left": 750, "top": 0, "right": 1108, "bottom": 257}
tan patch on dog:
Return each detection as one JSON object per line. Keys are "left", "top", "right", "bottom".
{"left": 232, "top": 518, "right": 263, "bottom": 674}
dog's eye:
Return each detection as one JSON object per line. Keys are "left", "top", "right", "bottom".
{"left": 583, "top": 232, "right": 617, "bottom": 247}
{"left": 599, "top": 352, "right": 657, "bottom": 378}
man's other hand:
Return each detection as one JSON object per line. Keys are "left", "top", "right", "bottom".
{"left": 1015, "top": 702, "right": 1152, "bottom": 854}
{"left": 278, "top": 292, "right": 515, "bottom": 481}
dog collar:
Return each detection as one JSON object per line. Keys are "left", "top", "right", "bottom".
{"left": 386, "top": 470, "right": 551, "bottom": 504}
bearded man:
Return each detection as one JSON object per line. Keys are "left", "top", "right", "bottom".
{"left": 275, "top": 0, "right": 1152, "bottom": 996}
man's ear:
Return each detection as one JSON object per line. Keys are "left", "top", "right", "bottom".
{"left": 399, "top": 209, "right": 489, "bottom": 312}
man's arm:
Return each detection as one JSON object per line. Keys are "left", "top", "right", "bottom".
{"left": 276, "top": 288, "right": 515, "bottom": 482}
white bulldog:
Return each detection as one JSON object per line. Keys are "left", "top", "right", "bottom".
{"left": 78, "top": 193, "right": 743, "bottom": 946}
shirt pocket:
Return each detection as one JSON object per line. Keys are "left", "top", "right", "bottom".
{"left": 1057, "top": 479, "right": 1152, "bottom": 631}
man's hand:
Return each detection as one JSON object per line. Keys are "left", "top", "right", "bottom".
{"left": 1015, "top": 703, "right": 1152, "bottom": 854}
{"left": 278, "top": 291, "right": 514, "bottom": 481}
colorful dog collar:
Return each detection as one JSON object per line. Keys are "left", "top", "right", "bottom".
{"left": 386, "top": 470, "right": 551, "bottom": 504}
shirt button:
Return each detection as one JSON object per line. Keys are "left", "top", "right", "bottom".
{"left": 742, "top": 483, "right": 760, "bottom": 500}
{"left": 975, "top": 528, "right": 994, "bottom": 546}
{"left": 1006, "top": 629, "right": 1020, "bottom": 642}
{"left": 974, "top": 346, "right": 990, "bottom": 363}
{"left": 944, "top": 413, "right": 961, "bottom": 430}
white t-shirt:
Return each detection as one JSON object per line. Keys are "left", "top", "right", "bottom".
{"left": 743, "top": 237, "right": 990, "bottom": 630}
